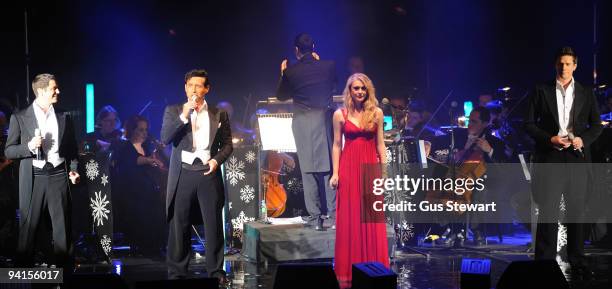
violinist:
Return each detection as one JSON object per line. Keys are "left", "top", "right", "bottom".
{"left": 111, "top": 115, "right": 166, "bottom": 257}
{"left": 81, "top": 105, "right": 123, "bottom": 153}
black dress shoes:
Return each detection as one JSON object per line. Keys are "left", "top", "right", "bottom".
{"left": 314, "top": 217, "right": 325, "bottom": 231}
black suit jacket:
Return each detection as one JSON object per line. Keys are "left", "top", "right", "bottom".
{"left": 276, "top": 54, "right": 336, "bottom": 172}
{"left": 525, "top": 80, "right": 603, "bottom": 162}
{"left": 160, "top": 104, "right": 233, "bottom": 221}
{"left": 277, "top": 54, "right": 336, "bottom": 110}
{"left": 4, "top": 104, "right": 79, "bottom": 223}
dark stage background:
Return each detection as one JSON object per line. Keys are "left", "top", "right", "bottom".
{"left": 1, "top": 0, "right": 611, "bottom": 138}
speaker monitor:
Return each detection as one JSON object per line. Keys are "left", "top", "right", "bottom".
{"left": 352, "top": 262, "right": 397, "bottom": 289}
{"left": 497, "top": 260, "right": 569, "bottom": 289}
{"left": 273, "top": 263, "right": 339, "bottom": 289}
{"left": 460, "top": 258, "right": 491, "bottom": 289}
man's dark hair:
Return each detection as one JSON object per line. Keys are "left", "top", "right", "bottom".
{"left": 556, "top": 46, "right": 578, "bottom": 64}
{"left": 32, "top": 73, "right": 56, "bottom": 97}
{"left": 294, "top": 33, "right": 314, "bottom": 54}
{"left": 472, "top": 106, "right": 491, "bottom": 123}
{"left": 184, "top": 69, "right": 210, "bottom": 87}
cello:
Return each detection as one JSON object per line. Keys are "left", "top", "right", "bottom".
{"left": 261, "top": 152, "right": 296, "bottom": 217}
{"left": 425, "top": 128, "right": 489, "bottom": 212}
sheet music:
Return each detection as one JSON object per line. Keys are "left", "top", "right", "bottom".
{"left": 257, "top": 113, "right": 297, "bottom": 152}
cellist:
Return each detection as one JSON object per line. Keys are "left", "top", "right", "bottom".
{"left": 427, "top": 106, "right": 507, "bottom": 246}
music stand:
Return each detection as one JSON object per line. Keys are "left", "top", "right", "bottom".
{"left": 257, "top": 113, "right": 297, "bottom": 152}
{"left": 256, "top": 113, "right": 297, "bottom": 222}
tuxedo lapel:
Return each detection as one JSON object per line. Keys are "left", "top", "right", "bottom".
{"left": 57, "top": 112, "right": 66, "bottom": 144}
{"left": 24, "top": 105, "right": 37, "bottom": 137}
{"left": 571, "top": 82, "right": 585, "bottom": 126}
{"left": 544, "top": 83, "right": 560, "bottom": 128}
{"left": 208, "top": 107, "right": 219, "bottom": 149}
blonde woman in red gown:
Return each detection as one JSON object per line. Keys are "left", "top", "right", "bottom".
{"left": 330, "top": 73, "right": 390, "bottom": 286}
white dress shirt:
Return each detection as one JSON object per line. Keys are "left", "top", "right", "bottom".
{"left": 180, "top": 100, "right": 211, "bottom": 164}
{"left": 555, "top": 77, "right": 575, "bottom": 136}
{"left": 31, "top": 101, "right": 64, "bottom": 168}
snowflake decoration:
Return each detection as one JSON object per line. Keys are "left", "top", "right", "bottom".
{"left": 85, "top": 159, "right": 100, "bottom": 181}
{"left": 384, "top": 189, "right": 408, "bottom": 205}
{"left": 240, "top": 185, "right": 255, "bottom": 203}
{"left": 286, "top": 178, "right": 303, "bottom": 195}
{"left": 399, "top": 220, "right": 415, "bottom": 244}
{"left": 557, "top": 221, "right": 567, "bottom": 253}
{"left": 231, "top": 211, "right": 255, "bottom": 240}
{"left": 100, "top": 174, "right": 109, "bottom": 186}
{"left": 385, "top": 148, "right": 393, "bottom": 164}
{"left": 90, "top": 191, "right": 110, "bottom": 227}
{"left": 282, "top": 156, "right": 296, "bottom": 173}
{"left": 100, "top": 234, "right": 112, "bottom": 255}
{"left": 559, "top": 194, "right": 566, "bottom": 212}
{"left": 228, "top": 202, "right": 232, "bottom": 210}
{"left": 225, "top": 156, "right": 245, "bottom": 186}
{"left": 245, "top": 151, "right": 256, "bottom": 164}
{"left": 399, "top": 264, "right": 411, "bottom": 278}
{"left": 397, "top": 264, "right": 413, "bottom": 288}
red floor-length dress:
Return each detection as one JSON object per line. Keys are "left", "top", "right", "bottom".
{"left": 334, "top": 109, "right": 390, "bottom": 284}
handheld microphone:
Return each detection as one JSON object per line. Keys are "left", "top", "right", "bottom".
{"left": 188, "top": 95, "right": 197, "bottom": 116}
{"left": 34, "top": 128, "right": 42, "bottom": 161}
{"left": 567, "top": 132, "right": 584, "bottom": 158}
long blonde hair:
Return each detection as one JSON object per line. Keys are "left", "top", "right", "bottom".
{"left": 343, "top": 73, "right": 379, "bottom": 131}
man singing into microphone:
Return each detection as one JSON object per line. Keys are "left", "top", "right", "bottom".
{"left": 161, "top": 69, "right": 232, "bottom": 285}
{"left": 525, "top": 47, "right": 602, "bottom": 280}
{"left": 4, "top": 73, "right": 80, "bottom": 270}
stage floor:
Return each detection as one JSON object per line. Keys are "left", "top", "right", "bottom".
{"left": 68, "top": 234, "right": 611, "bottom": 289}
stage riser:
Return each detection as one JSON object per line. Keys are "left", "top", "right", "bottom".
{"left": 243, "top": 222, "right": 395, "bottom": 263}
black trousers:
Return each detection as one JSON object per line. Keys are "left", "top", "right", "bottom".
{"left": 167, "top": 168, "right": 225, "bottom": 279}
{"left": 533, "top": 150, "right": 588, "bottom": 266}
{"left": 17, "top": 164, "right": 72, "bottom": 269}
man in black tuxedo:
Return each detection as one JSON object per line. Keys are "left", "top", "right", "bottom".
{"left": 4, "top": 73, "right": 80, "bottom": 269}
{"left": 276, "top": 33, "right": 336, "bottom": 230}
{"left": 161, "top": 69, "right": 232, "bottom": 284}
{"left": 525, "top": 47, "right": 602, "bottom": 279}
